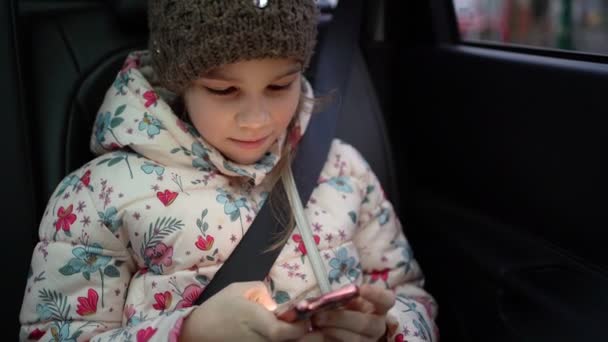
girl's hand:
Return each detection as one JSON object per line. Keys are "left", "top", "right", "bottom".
{"left": 310, "top": 284, "right": 396, "bottom": 341}
{"left": 180, "top": 281, "right": 310, "bottom": 342}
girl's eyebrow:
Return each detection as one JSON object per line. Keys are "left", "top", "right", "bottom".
{"left": 203, "top": 65, "right": 301, "bottom": 82}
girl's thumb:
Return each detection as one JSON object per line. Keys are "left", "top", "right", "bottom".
{"left": 225, "top": 281, "right": 277, "bottom": 310}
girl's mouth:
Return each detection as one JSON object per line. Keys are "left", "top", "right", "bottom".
{"left": 229, "top": 135, "right": 270, "bottom": 150}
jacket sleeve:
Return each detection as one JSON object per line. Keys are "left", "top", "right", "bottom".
{"left": 19, "top": 166, "right": 193, "bottom": 342}
{"left": 345, "top": 145, "right": 439, "bottom": 342}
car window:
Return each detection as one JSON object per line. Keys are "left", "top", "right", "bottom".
{"left": 452, "top": 0, "right": 608, "bottom": 55}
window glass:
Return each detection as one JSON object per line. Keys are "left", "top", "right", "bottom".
{"left": 453, "top": 0, "right": 608, "bottom": 55}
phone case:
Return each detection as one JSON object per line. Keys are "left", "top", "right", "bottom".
{"left": 274, "top": 284, "right": 360, "bottom": 322}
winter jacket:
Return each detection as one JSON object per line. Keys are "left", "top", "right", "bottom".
{"left": 19, "top": 50, "right": 438, "bottom": 342}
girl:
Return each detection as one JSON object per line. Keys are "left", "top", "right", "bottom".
{"left": 19, "top": 1, "right": 438, "bottom": 341}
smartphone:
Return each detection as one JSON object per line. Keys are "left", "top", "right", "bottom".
{"left": 274, "top": 284, "right": 359, "bottom": 322}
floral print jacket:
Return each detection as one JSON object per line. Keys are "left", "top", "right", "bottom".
{"left": 19, "top": 51, "right": 438, "bottom": 342}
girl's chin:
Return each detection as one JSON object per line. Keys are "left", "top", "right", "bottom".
{"left": 224, "top": 149, "right": 270, "bottom": 166}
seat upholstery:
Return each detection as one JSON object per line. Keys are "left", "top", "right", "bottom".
{"left": 2, "top": 0, "right": 37, "bottom": 338}
{"left": 10, "top": 0, "right": 398, "bottom": 338}
{"left": 18, "top": 0, "right": 147, "bottom": 220}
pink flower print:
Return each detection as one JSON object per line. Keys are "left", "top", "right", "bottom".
{"left": 169, "top": 317, "right": 184, "bottom": 342}
{"left": 176, "top": 119, "right": 189, "bottom": 133}
{"left": 144, "top": 243, "right": 174, "bottom": 268}
{"left": 121, "top": 55, "right": 140, "bottom": 72}
{"left": 76, "top": 288, "right": 98, "bottom": 316}
{"left": 175, "top": 284, "right": 203, "bottom": 309}
{"left": 124, "top": 304, "right": 136, "bottom": 320}
{"left": 394, "top": 333, "right": 405, "bottom": 342}
{"left": 136, "top": 327, "right": 157, "bottom": 342}
{"left": 80, "top": 169, "right": 91, "bottom": 187}
{"left": 109, "top": 142, "right": 121, "bottom": 150}
{"left": 157, "top": 190, "right": 179, "bottom": 207}
{"left": 55, "top": 204, "right": 77, "bottom": 233}
{"left": 143, "top": 90, "right": 158, "bottom": 108}
{"left": 28, "top": 328, "right": 45, "bottom": 340}
{"left": 152, "top": 291, "right": 172, "bottom": 311}
{"left": 195, "top": 235, "right": 214, "bottom": 251}
{"left": 292, "top": 234, "right": 320, "bottom": 256}
{"left": 412, "top": 295, "right": 436, "bottom": 318}
{"left": 370, "top": 269, "right": 390, "bottom": 283}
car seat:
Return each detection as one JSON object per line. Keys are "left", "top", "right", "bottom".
{"left": 5, "top": 0, "right": 399, "bottom": 338}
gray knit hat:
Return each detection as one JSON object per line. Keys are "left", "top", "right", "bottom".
{"left": 148, "top": 0, "right": 319, "bottom": 94}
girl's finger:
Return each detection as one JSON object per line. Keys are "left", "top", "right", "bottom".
{"left": 296, "top": 331, "right": 325, "bottom": 342}
{"left": 242, "top": 299, "right": 311, "bottom": 341}
{"left": 313, "top": 309, "right": 386, "bottom": 339}
{"left": 359, "top": 285, "right": 396, "bottom": 315}
{"left": 343, "top": 296, "right": 375, "bottom": 313}
{"left": 320, "top": 327, "right": 375, "bottom": 342}
{"left": 252, "top": 315, "right": 311, "bottom": 341}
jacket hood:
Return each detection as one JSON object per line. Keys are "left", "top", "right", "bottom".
{"left": 90, "top": 50, "right": 314, "bottom": 186}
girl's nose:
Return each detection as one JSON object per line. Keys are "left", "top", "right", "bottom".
{"left": 236, "top": 98, "right": 270, "bottom": 129}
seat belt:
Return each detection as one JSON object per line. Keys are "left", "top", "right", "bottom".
{"left": 194, "top": 0, "right": 364, "bottom": 306}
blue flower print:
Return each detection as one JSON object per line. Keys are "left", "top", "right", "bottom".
{"left": 93, "top": 105, "right": 126, "bottom": 149}
{"left": 348, "top": 211, "right": 357, "bottom": 224}
{"left": 36, "top": 303, "right": 53, "bottom": 321}
{"left": 186, "top": 124, "right": 200, "bottom": 138}
{"left": 362, "top": 185, "right": 375, "bottom": 204}
{"left": 273, "top": 291, "right": 291, "bottom": 305}
{"left": 192, "top": 142, "right": 214, "bottom": 172}
{"left": 98, "top": 207, "right": 123, "bottom": 233}
{"left": 96, "top": 150, "right": 133, "bottom": 179}
{"left": 54, "top": 174, "right": 80, "bottom": 199}
{"left": 138, "top": 113, "right": 163, "bottom": 137}
{"left": 328, "top": 247, "right": 360, "bottom": 284}
{"left": 94, "top": 112, "right": 112, "bottom": 145}
{"left": 58, "top": 243, "right": 119, "bottom": 307}
{"left": 223, "top": 160, "right": 255, "bottom": 179}
{"left": 216, "top": 188, "right": 250, "bottom": 234}
{"left": 141, "top": 162, "right": 165, "bottom": 176}
{"left": 376, "top": 207, "right": 390, "bottom": 226}
{"left": 260, "top": 191, "right": 269, "bottom": 204}
{"left": 393, "top": 239, "right": 413, "bottom": 274}
{"left": 59, "top": 243, "right": 111, "bottom": 278}
{"left": 127, "top": 311, "right": 147, "bottom": 327}
{"left": 50, "top": 323, "right": 78, "bottom": 342}
{"left": 397, "top": 296, "right": 434, "bottom": 342}
{"left": 258, "top": 191, "right": 269, "bottom": 208}
{"left": 216, "top": 188, "right": 250, "bottom": 220}
{"left": 327, "top": 176, "right": 354, "bottom": 193}
{"left": 254, "top": 152, "right": 277, "bottom": 173}
{"left": 250, "top": 191, "right": 270, "bottom": 215}
{"left": 113, "top": 71, "right": 132, "bottom": 95}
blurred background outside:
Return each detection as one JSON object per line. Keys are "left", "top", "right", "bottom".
{"left": 453, "top": 0, "right": 608, "bottom": 54}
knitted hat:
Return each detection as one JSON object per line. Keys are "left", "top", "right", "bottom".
{"left": 148, "top": 0, "right": 319, "bottom": 94}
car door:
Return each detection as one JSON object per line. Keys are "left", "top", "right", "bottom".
{"left": 379, "top": 0, "right": 608, "bottom": 341}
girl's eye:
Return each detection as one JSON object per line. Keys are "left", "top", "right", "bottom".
{"left": 204, "top": 81, "right": 293, "bottom": 96}
{"left": 205, "top": 87, "right": 237, "bottom": 96}
{"left": 268, "top": 81, "right": 294, "bottom": 92}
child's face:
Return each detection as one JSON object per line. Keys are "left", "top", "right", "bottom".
{"left": 184, "top": 58, "right": 302, "bottom": 165}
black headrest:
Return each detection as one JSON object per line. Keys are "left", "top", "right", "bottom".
{"left": 107, "top": 0, "right": 147, "bottom": 30}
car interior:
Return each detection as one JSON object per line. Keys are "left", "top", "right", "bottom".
{"left": 3, "top": 0, "right": 607, "bottom": 341}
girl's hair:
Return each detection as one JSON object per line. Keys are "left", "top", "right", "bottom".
{"left": 172, "top": 78, "right": 334, "bottom": 253}
{"left": 263, "top": 83, "right": 334, "bottom": 252}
